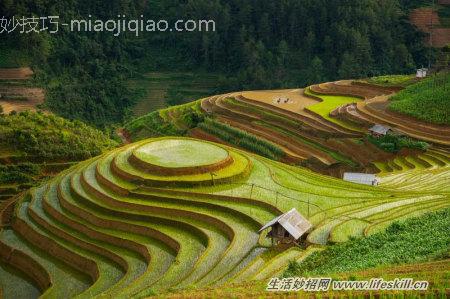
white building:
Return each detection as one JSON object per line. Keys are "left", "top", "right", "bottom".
{"left": 416, "top": 68, "right": 428, "bottom": 78}
{"left": 343, "top": 172, "right": 379, "bottom": 186}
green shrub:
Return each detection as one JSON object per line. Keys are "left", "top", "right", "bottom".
{"left": 125, "top": 111, "right": 183, "bottom": 140}
{"left": 0, "top": 163, "right": 41, "bottom": 184}
{"left": 367, "top": 134, "right": 428, "bottom": 153}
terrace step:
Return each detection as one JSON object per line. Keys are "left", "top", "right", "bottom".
{"left": 0, "top": 229, "right": 90, "bottom": 298}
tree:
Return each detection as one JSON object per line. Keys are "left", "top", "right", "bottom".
{"left": 307, "top": 57, "right": 326, "bottom": 84}
{"left": 338, "top": 52, "right": 363, "bottom": 79}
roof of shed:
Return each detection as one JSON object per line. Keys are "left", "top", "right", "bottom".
{"left": 343, "top": 172, "right": 377, "bottom": 182}
{"left": 369, "top": 124, "right": 392, "bottom": 135}
{"left": 259, "top": 208, "right": 312, "bottom": 240}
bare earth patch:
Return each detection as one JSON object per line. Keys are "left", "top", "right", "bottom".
{"left": 239, "top": 89, "right": 319, "bottom": 113}
{"left": 0, "top": 67, "right": 34, "bottom": 80}
{"left": 0, "top": 87, "right": 45, "bottom": 114}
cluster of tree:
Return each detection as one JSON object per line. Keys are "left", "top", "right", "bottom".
{"left": 170, "top": 0, "right": 429, "bottom": 90}
{"left": 367, "top": 134, "right": 429, "bottom": 153}
{"left": 0, "top": 111, "right": 117, "bottom": 160}
{"left": 0, "top": 0, "right": 147, "bottom": 127}
{"left": 0, "top": 163, "right": 40, "bottom": 184}
{"left": 0, "top": 0, "right": 430, "bottom": 126}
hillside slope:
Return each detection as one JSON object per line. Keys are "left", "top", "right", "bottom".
{"left": 389, "top": 72, "right": 450, "bottom": 125}
{"left": 0, "top": 68, "right": 45, "bottom": 115}
{"left": 0, "top": 111, "right": 117, "bottom": 202}
{"left": 124, "top": 77, "right": 450, "bottom": 180}
{"left": 0, "top": 137, "right": 448, "bottom": 298}
{"left": 165, "top": 209, "right": 450, "bottom": 298}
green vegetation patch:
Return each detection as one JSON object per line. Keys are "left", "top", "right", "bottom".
{"left": 367, "top": 134, "right": 429, "bottom": 153}
{"left": 389, "top": 72, "right": 450, "bottom": 125}
{"left": 284, "top": 208, "right": 450, "bottom": 276}
{"left": 0, "top": 163, "right": 40, "bottom": 185}
{"left": 0, "top": 45, "right": 31, "bottom": 68}
{"left": 305, "top": 89, "right": 363, "bottom": 131}
{"left": 366, "top": 74, "right": 416, "bottom": 87}
{"left": 133, "top": 139, "right": 228, "bottom": 168}
{"left": 198, "top": 118, "right": 285, "bottom": 161}
{"left": 0, "top": 111, "right": 117, "bottom": 160}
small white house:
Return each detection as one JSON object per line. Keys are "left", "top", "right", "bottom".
{"left": 416, "top": 68, "right": 428, "bottom": 78}
{"left": 369, "top": 124, "right": 392, "bottom": 137}
{"left": 343, "top": 172, "right": 379, "bottom": 186}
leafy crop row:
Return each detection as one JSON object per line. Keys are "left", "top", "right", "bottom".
{"left": 198, "top": 118, "right": 285, "bottom": 160}
{"left": 389, "top": 72, "right": 450, "bottom": 125}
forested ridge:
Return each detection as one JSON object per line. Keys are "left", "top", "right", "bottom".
{"left": 0, "top": 0, "right": 429, "bottom": 126}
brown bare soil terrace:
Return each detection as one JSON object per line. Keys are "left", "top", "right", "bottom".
{"left": 0, "top": 68, "right": 46, "bottom": 114}
{"left": 410, "top": 8, "right": 450, "bottom": 47}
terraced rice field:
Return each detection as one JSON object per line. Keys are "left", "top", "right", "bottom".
{"left": 126, "top": 76, "right": 450, "bottom": 180}
{"left": 373, "top": 150, "right": 450, "bottom": 192}
{"left": 1, "top": 137, "right": 449, "bottom": 297}
{"left": 239, "top": 89, "right": 319, "bottom": 113}
{"left": 0, "top": 68, "right": 46, "bottom": 114}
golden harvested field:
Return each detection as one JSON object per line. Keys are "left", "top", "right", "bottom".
{"left": 240, "top": 89, "right": 319, "bottom": 114}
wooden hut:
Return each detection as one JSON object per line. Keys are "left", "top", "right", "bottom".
{"left": 259, "top": 208, "right": 312, "bottom": 245}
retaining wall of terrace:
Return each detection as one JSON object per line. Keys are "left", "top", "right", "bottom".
{"left": 64, "top": 183, "right": 180, "bottom": 253}
{"left": 128, "top": 190, "right": 263, "bottom": 230}
{"left": 111, "top": 155, "right": 253, "bottom": 188}
{"left": 27, "top": 205, "right": 129, "bottom": 273}
{"left": 0, "top": 196, "right": 18, "bottom": 226}
{"left": 80, "top": 174, "right": 236, "bottom": 240}
{"left": 128, "top": 151, "right": 234, "bottom": 176}
{"left": 12, "top": 216, "right": 100, "bottom": 282}
{"left": 77, "top": 176, "right": 211, "bottom": 246}
{"left": 310, "top": 84, "right": 366, "bottom": 100}
{"left": 134, "top": 187, "right": 283, "bottom": 216}
{"left": 43, "top": 194, "right": 151, "bottom": 263}
{"left": 236, "top": 95, "right": 341, "bottom": 136}
{"left": 0, "top": 241, "right": 52, "bottom": 292}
